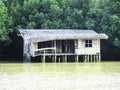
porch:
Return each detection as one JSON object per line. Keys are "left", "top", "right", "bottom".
{"left": 31, "top": 40, "right": 77, "bottom": 57}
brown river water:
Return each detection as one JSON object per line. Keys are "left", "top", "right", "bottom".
{"left": 0, "top": 62, "right": 120, "bottom": 90}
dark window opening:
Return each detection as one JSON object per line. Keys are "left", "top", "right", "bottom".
{"left": 38, "top": 41, "right": 53, "bottom": 48}
{"left": 56, "top": 40, "right": 75, "bottom": 53}
{"left": 85, "top": 40, "right": 92, "bottom": 47}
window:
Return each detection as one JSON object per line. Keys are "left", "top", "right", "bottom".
{"left": 85, "top": 40, "right": 92, "bottom": 47}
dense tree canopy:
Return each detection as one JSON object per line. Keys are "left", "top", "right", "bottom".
{"left": 0, "top": 0, "right": 8, "bottom": 41}
{"left": 0, "top": 0, "right": 120, "bottom": 60}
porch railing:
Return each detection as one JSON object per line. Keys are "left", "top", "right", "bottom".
{"left": 33, "top": 47, "right": 56, "bottom": 56}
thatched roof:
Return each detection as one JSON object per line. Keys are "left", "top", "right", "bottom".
{"left": 18, "top": 29, "right": 108, "bottom": 42}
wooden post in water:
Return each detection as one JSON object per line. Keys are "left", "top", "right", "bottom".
{"left": 94, "top": 55, "right": 96, "bottom": 62}
{"left": 43, "top": 50, "right": 45, "bottom": 63}
{"left": 87, "top": 55, "right": 89, "bottom": 62}
{"left": 54, "top": 40, "right": 56, "bottom": 63}
{"left": 76, "top": 55, "right": 78, "bottom": 63}
{"left": 90, "top": 55, "right": 92, "bottom": 62}
{"left": 84, "top": 55, "right": 87, "bottom": 62}
{"left": 99, "top": 54, "right": 101, "bottom": 62}
{"left": 83, "top": 56, "right": 85, "bottom": 62}
{"left": 65, "top": 55, "right": 67, "bottom": 63}
{"left": 40, "top": 56, "right": 42, "bottom": 62}
{"left": 52, "top": 56, "right": 54, "bottom": 62}
{"left": 43, "top": 55, "right": 45, "bottom": 63}
{"left": 97, "top": 55, "right": 99, "bottom": 62}
{"left": 63, "top": 56, "right": 65, "bottom": 62}
{"left": 55, "top": 55, "right": 56, "bottom": 63}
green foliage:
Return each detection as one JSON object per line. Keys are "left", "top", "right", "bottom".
{"left": 0, "top": 0, "right": 8, "bottom": 41}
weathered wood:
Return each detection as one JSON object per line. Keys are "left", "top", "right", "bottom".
{"left": 84, "top": 55, "right": 87, "bottom": 62}
{"left": 58, "top": 57, "right": 60, "bottom": 63}
{"left": 65, "top": 55, "right": 67, "bottom": 63}
{"left": 96, "top": 55, "right": 99, "bottom": 62}
{"left": 31, "top": 39, "right": 102, "bottom": 63}
{"left": 55, "top": 55, "right": 56, "bottom": 63}
{"left": 43, "top": 55, "right": 45, "bottom": 63}
{"left": 77, "top": 39, "right": 101, "bottom": 55}
{"left": 52, "top": 56, "right": 54, "bottom": 62}
{"left": 34, "top": 47, "right": 56, "bottom": 52}
{"left": 23, "top": 53, "right": 31, "bottom": 63}
{"left": 99, "top": 54, "right": 101, "bottom": 62}
{"left": 19, "top": 29, "right": 108, "bottom": 63}
{"left": 94, "top": 55, "right": 96, "bottom": 62}
{"left": 87, "top": 55, "right": 89, "bottom": 62}
{"left": 90, "top": 55, "right": 92, "bottom": 62}
{"left": 23, "top": 38, "right": 31, "bottom": 62}
{"left": 54, "top": 40, "right": 56, "bottom": 63}
{"left": 76, "top": 55, "right": 78, "bottom": 63}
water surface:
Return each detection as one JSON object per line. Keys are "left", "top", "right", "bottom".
{"left": 0, "top": 62, "right": 120, "bottom": 90}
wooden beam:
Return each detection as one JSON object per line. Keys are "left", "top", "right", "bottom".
{"left": 34, "top": 47, "right": 56, "bottom": 52}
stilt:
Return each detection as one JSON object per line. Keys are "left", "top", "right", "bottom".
{"left": 54, "top": 40, "right": 57, "bottom": 63}
{"left": 83, "top": 56, "right": 85, "bottom": 62}
{"left": 87, "top": 55, "right": 89, "bottom": 62}
{"left": 65, "top": 55, "right": 67, "bottom": 63}
{"left": 43, "top": 50, "right": 45, "bottom": 63}
{"left": 97, "top": 55, "right": 99, "bottom": 62}
{"left": 95, "top": 55, "right": 96, "bottom": 62}
{"left": 58, "top": 57, "right": 60, "bottom": 63}
{"left": 52, "top": 56, "right": 54, "bottom": 62}
{"left": 84, "top": 55, "right": 87, "bottom": 62}
{"left": 77, "top": 55, "right": 79, "bottom": 63}
{"left": 76, "top": 55, "right": 78, "bottom": 63}
{"left": 43, "top": 55, "right": 45, "bottom": 63}
{"left": 94, "top": 55, "right": 96, "bottom": 62}
{"left": 55, "top": 55, "right": 56, "bottom": 63}
{"left": 99, "top": 54, "right": 101, "bottom": 62}
{"left": 90, "top": 55, "right": 92, "bottom": 62}
{"left": 41, "top": 56, "right": 42, "bottom": 62}
{"left": 63, "top": 56, "right": 65, "bottom": 62}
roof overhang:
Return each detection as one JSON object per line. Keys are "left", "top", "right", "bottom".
{"left": 18, "top": 29, "right": 108, "bottom": 43}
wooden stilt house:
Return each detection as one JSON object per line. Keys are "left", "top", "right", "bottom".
{"left": 18, "top": 29, "right": 108, "bottom": 62}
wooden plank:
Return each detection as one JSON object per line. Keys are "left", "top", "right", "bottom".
{"left": 34, "top": 47, "right": 56, "bottom": 52}
{"left": 34, "top": 53, "right": 78, "bottom": 57}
